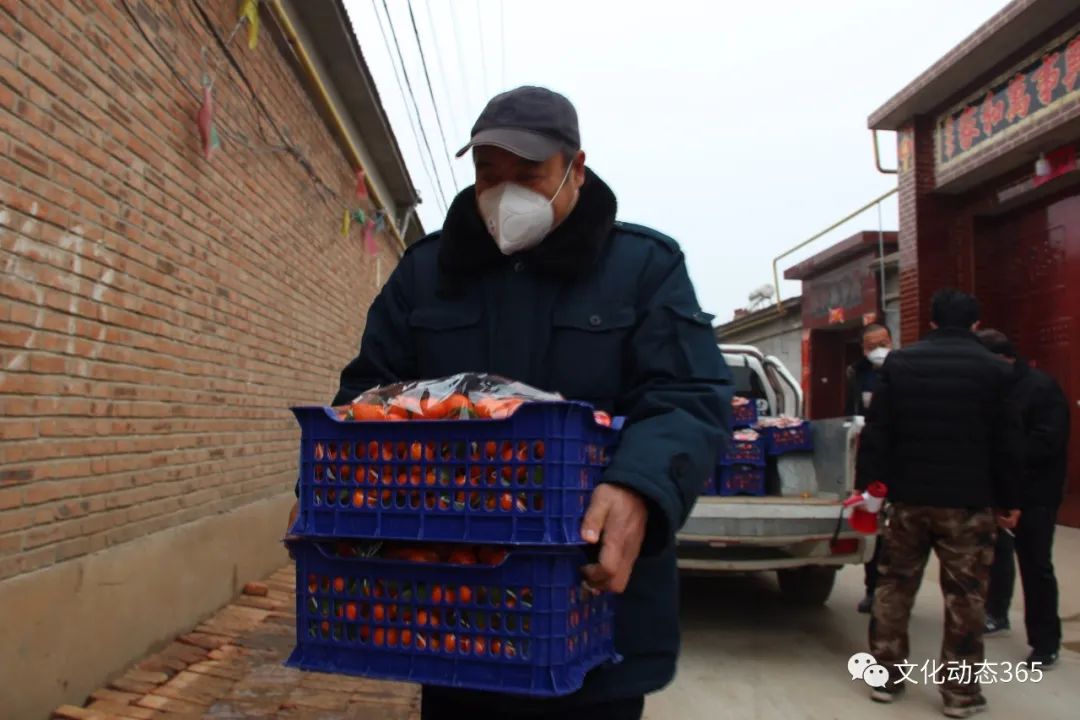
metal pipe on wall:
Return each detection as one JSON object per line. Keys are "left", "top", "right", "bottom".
{"left": 770, "top": 188, "right": 898, "bottom": 311}
{"left": 877, "top": 201, "right": 887, "bottom": 319}
{"left": 872, "top": 130, "right": 898, "bottom": 175}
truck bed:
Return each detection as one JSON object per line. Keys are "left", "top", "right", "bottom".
{"left": 678, "top": 418, "right": 864, "bottom": 550}
{"left": 693, "top": 495, "right": 842, "bottom": 505}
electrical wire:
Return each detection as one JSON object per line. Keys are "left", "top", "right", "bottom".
{"left": 120, "top": 0, "right": 286, "bottom": 158}
{"left": 189, "top": 1, "right": 287, "bottom": 148}
{"left": 475, "top": 0, "right": 489, "bottom": 98}
{"left": 380, "top": 0, "right": 450, "bottom": 212}
{"left": 499, "top": 0, "right": 506, "bottom": 89}
{"left": 124, "top": 0, "right": 414, "bottom": 227}
{"left": 420, "top": 0, "right": 463, "bottom": 147}
{"left": 448, "top": 0, "right": 474, "bottom": 128}
{"left": 370, "top": 0, "right": 446, "bottom": 215}
{"left": 119, "top": 0, "right": 200, "bottom": 99}
{"left": 406, "top": 0, "right": 459, "bottom": 192}
{"left": 190, "top": 0, "right": 342, "bottom": 212}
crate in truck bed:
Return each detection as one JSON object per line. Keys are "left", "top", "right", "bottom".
{"left": 291, "top": 402, "right": 619, "bottom": 545}
{"left": 720, "top": 436, "right": 765, "bottom": 466}
{"left": 716, "top": 464, "right": 767, "bottom": 496}
{"left": 287, "top": 541, "right": 618, "bottom": 697}
{"left": 731, "top": 400, "right": 758, "bottom": 428}
{"left": 762, "top": 423, "right": 813, "bottom": 455}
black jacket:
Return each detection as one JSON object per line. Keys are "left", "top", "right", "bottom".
{"left": 857, "top": 328, "right": 1022, "bottom": 509}
{"left": 333, "top": 169, "right": 732, "bottom": 704}
{"left": 1009, "top": 361, "right": 1070, "bottom": 507}
{"left": 845, "top": 357, "right": 881, "bottom": 416}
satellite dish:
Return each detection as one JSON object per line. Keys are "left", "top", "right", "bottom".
{"left": 748, "top": 284, "right": 776, "bottom": 303}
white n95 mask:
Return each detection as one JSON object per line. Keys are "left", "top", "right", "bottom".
{"left": 477, "top": 161, "right": 575, "bottom": 255}
{"left": 867, "top": 347, "right": 890, "bottom": 368}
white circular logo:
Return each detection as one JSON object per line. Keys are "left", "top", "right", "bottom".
{"left": 847, "top": 652, "right": 877, "bottom": 681}
{"left": 863, "top": 664, "right": 890, "bottom": 688}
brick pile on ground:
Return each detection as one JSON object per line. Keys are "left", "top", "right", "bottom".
{"left": 51, "top": 566, "right": 420, "bottom": 720}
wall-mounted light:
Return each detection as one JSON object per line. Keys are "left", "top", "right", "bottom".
{"left": 1035, "top": 152, "right": 1051, "bottom": 177}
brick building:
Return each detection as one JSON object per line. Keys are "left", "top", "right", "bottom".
{"left": 784, "top": 231, "right": 899, "bottom": 420}
{"left": 0, "top": 1, "right": 422, "bottom": 716}
{"left": 869, "top": 0, "right": 1080, "bottom": 525}
{"left": 714, "top": 297, "right": 804, "bottom": 376}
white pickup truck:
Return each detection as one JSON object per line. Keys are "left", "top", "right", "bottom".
{"left": 676, "top": 344, "right": 874, "bottom": 605}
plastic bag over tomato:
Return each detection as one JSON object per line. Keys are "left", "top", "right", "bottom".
{"left": 332, "top": 372, "right": 567, "bottom": 422}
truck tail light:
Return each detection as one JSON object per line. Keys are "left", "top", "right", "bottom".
{"left": 830, "top": 538, "right": 859, "bottom": 555}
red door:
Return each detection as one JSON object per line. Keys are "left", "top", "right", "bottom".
{"left": 975, "top": 191, "right": 1080, "bottom": 526}
{"left": 806, "top": 328, "right": 862, "bottom": 420}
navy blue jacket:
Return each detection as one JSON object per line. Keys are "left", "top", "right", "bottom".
{"left": 333, "top": 169, "right": 732, "bottom": 704}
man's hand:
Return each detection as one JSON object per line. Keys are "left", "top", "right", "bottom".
{"left": 997, "top": 508, "right": 1021, "bottom": 530}
{"left": 580, "top": 484, "right": 647, "bottom": 594}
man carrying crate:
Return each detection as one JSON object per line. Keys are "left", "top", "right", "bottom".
{"left": 293, "top": 86, "right": 732, "bottom": 719}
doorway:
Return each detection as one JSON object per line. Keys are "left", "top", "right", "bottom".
{"left": 975, "top": 191, "right": 1080, "bottom": 526}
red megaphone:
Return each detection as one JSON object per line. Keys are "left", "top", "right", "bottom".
{"left": 842, "top": 481, "right": 888, "bottom": 534}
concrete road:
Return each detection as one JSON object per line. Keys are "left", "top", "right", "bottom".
{"left": 647, "top": 526, "right": 1080, "bottom": 719}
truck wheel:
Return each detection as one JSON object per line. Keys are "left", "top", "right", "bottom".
{"left": 777, "top": 566, "right": 837, "bottom": 606}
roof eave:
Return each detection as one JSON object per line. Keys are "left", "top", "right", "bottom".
{"left": 867, "top": 0, "right": 1076, "bottom": 130}
{"left": 286, "top": 0, "right": 425, "bottom": 240}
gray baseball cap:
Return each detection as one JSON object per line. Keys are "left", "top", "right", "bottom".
{"left": 456, "top": 86, "right": 580, "bottom": 162}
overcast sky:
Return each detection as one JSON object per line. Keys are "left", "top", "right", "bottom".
{"left": 344, "top": 0, "right": 1009, "bottom": 321}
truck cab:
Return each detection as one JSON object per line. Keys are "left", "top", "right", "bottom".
{"left": 676, "top": 344, "right": 874, "bottom": 605}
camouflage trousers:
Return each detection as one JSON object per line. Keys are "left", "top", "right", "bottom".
{"left": 869, "top": 502, "right": 997, "bottom": 703}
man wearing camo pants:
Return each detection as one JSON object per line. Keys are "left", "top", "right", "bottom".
{"left": 857, "top": 289, "right": 1022, "bottom": 719}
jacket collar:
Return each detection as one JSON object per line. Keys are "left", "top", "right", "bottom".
{"left": 437, "top": 167, "right": 618, "bottom": 278}
{"left": 925, "top": 327, "right": 979, "bottom": 342}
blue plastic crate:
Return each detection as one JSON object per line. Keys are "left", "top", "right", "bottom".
{"left": 718, "top": 465, "right": 766, "bottom": 496}
{"left": 764, "top": 423, "right": 814, "bottom": 455}
{"left": 287, "top": 541, "right": 618, "bottom": 697}
{"left": 701, "top": 474, "right": 717, "bottom": 496}
{"left": 292, "top": 402, "right": 620, "bottom": 544}
{"left": 720, "top": 436, "right": 765, "bottom": 467}
{"left": 731, "top": 401, "right": 758, "bottom": 428}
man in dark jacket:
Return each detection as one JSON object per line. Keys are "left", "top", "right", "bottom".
{"left": 320, "top": 87, "right": 731, "bottom": 720}
{"left": 978, "top": 329, "right": 1069, "bottom": 669}
{"left": 847, "top": 323, "right": 893, "bottom": 613}
{"left": 846, "top": 323, "right": 892, "bottom": 417}
{"left": 857, "top": 289, "right": 1021, "bottom": 718}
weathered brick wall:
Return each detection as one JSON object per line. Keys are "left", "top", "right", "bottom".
{"left": 896, "top": 119, "right": 926, "bottom": 345}
{"left": 0, "top": 0, "right": 400, "bottom": 580}
{"left": 898, "top": 115, "right": 981, "bottom": 345}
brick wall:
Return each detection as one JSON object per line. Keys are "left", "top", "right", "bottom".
{"left": 0, "top": 0, "right": 400, "bottom": 581}
{"left": 896, "top": 120, "right": 923, "bottom": 345}
{"left": 897, "top": 115, "right": 981, "bottom": 344}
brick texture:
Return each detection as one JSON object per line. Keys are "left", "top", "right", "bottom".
{"left": 52, "top": 564, "right": 421, "bottom": 719}
{"left": 897, "top": 113, "right": 986, "bottom": 345}
{"left": 0, "top": 0, "right": 401, "bottom": 580}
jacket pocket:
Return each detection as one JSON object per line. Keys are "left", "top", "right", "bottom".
{"left": 408, "top": 305, "right": 485, "bottom": 378}
{"left": 547, "top": 305, "right": 636, "bottom": 401}
{"left": 665, "top": 303, "right": 720, "bottom": 378}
